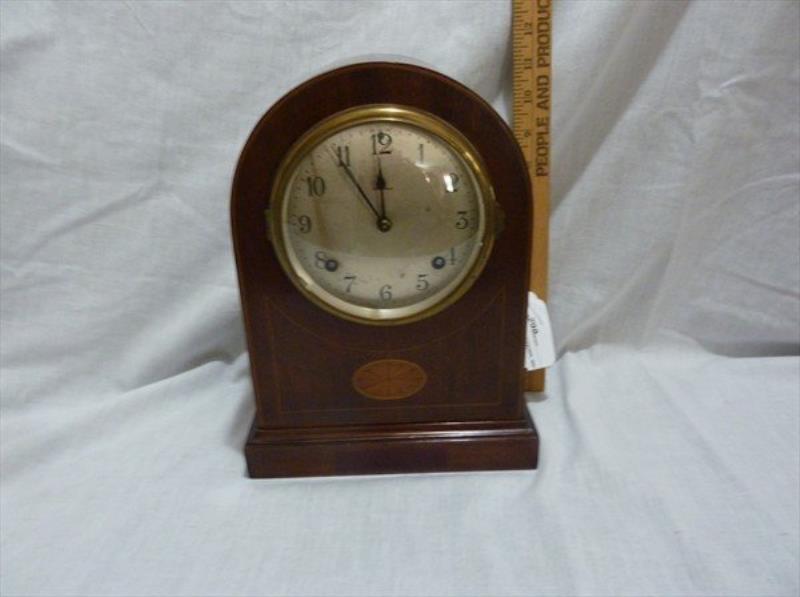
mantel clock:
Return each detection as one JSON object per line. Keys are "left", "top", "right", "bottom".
{"left": 231, "top": 62, "right": 538, "bottom": 477}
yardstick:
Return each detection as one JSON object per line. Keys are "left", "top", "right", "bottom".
{"left": 512, "top": 0, "right": 552, "bottom": 392}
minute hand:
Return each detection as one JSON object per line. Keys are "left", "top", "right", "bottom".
{"left": 339, "top": 161, "right": 381, "bottom": 220}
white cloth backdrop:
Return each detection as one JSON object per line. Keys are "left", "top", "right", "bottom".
{"left": 1, "top": 1, "right": 798, "bottom": 596}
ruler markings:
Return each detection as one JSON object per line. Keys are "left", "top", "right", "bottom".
{"left": 512, "top": 0, "right": 551, "bottom": 391}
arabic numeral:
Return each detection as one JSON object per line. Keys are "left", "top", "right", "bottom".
{"left": 335, "top": 145, "right": 350, "bottom": 167}
{"left": 432, "top": 250, "right": 457, "bottom": 270}
{"left": 344, "top": 274, "right": 356, "bottom": 293}
{"left": 455, "top": 211, "right": 469, "bottom": 229}
{"left": 379, "top": 284, "right": 392, "bottom": 301}
{"left": 315, "top": 252, "right": 340, "bottom": 273}
{"left": 371, "top": 132, "right": 392, "bottom": 155}
{"left": 305, "top": 176, "right": 326, "bottom": 197}
{"left": 444, "top": 173, "right": 460, "bottom": 193}
{"left": 289, "top": 214, "right": 312, "bottom": 233}
{"left": 314, "top": 251, "right": 328, "bottom": 269}
{"left": 415, "top": 274, "right": 429, "bottom": 291}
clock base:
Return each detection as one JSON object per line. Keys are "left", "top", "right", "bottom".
{"left": 245, "top": 409, "right": 539, "bottom": 478}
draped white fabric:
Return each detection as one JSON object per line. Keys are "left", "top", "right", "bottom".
{"left": 1, "top": 1, "right": 798, "bottom": 595}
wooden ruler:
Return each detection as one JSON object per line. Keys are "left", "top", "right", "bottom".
{"left": 512, "top": 0, "right": 552, "bottom": 392}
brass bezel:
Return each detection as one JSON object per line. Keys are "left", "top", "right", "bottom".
{"left": 269, "top": 104, "right": 497, "bottom": 326}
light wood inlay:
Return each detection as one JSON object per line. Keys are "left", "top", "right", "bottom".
{"left": 353, "top": 359, "right": 427, "bottom": 401}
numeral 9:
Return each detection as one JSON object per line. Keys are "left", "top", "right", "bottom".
{"left": 289, "top": 214, "right": 312, "bottom": 233}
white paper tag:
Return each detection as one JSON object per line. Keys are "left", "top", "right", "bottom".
{"left": 524, "top": 292, "right": 556, "bottom": 371}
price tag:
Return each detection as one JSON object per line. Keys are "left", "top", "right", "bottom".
{"left": 524, "top": 291, "right": 556, "bottom": 371}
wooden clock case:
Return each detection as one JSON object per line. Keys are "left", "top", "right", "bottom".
{"left": 231, "top": 62, "right": 538, "bottom": 477}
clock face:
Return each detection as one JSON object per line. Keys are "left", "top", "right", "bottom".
{"left": 271, "top": 106, "right": 495, "bottom": 324}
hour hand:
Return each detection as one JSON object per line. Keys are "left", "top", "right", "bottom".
{"left": 376, "top": 159, "right": 387, "bottom": 203}
{"left": 374, "top": 158, "right": 392, "bottom": 232}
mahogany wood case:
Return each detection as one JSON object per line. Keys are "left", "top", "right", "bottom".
{"left": 231, "top": 63, "right": 538, "bottom": 477}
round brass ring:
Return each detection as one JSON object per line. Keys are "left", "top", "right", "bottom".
{"left": 268, "top": 104, "right": 497, "bottom": 326}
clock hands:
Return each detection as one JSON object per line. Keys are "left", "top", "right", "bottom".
{"left": 374, "top": 157, "right": 391, "bottom": 232}
{"left": 327, "top": 148, "right": 381, "bottom": 227}
{"left": 338, "top": 158, "right": 381, "bottom": 220}
{"left": 330, "top": 146, "right": 392, "bottom": 232}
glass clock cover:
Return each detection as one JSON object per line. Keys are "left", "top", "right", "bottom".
{"left": 271, "top": 106, "right": 496, "bottom": 324}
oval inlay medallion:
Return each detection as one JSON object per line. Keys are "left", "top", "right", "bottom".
{"left": 352, "top": 359, "right": 427, "bottom": 401}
